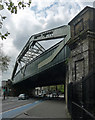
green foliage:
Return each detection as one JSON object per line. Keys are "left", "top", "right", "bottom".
{"left": 0, "top": 45, "right": 10, "bottom": 72}
{"left": 5, "top": 0, "right": 31, "bottom": 14}
{"left": 0, "top": 4, "right": 4, "bottom": 10}
{"left": 1, "top": 55, "right": 10, "bottom": 72}
{"left": 6, "top": 2, "right": 18, "bottom": 14}
{"left": 50, "top": 86, "right": 56, "bottom": 90}
{"left": 0, "top": 15, "right": 7, "bottom": 28}
{"left": 49, "top": 85, "right": 64, "bottom": 93}
{"left": 0, "top": 0, "right": 32, "bottom": 40}
{"left": 57, "top": 85, "right": 64, "bottom": 93}
{"left": 0, "top": 32, "right": 10, "bottom": 40}
{"left": 0, "top": 0, "right": 31, "bottom": 71}
{"left": 2, "top": 16, "right": 7, "bottom": 20}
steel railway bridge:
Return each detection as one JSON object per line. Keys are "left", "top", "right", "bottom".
{"left": 11, "top": 25, "right": 71, "bottom": 95}
{"left": 10, "top": 6, "right": 95, "bottom": 119}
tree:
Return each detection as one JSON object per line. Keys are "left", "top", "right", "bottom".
{"left": 0, "top": 0, "right": 31, "bottom": 40}
{"left": 0, "top": 44, "right": 10, "bottom": 72}
{"left": 0, "top": 0, "right": 31, "bottom": 71}
{"left": 57, "top": 85, "right": 64, "bottom": 93}
{"left": 0, "top": 55, "right": 10, "bottom": 72}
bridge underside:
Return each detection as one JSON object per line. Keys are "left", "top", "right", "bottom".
{"left": 12, "top": 61, "right": 66, "bottom": 95}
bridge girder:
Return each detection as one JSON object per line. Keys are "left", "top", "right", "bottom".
{"left": 12, "top": 25, "right": 70, "bottom": 80}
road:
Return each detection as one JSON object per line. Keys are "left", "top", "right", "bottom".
{"left": 2, "top": 97, "right": 37, "bottom": 112}
{"left": 1, "top": 97, "right": 71, "bottom": 119}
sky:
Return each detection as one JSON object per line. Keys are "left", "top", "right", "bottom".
{"left": 0, "top": 0, "right": 95, "bottom": 85}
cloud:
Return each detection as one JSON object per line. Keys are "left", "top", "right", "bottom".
{"left": 1, "top": 0, "right": 94, "bottom": 81}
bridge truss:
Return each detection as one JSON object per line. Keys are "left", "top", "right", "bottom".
{"left": 12, "top": 25, "right": 70, "bottom": 80}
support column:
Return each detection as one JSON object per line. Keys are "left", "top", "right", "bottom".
{"left": 66, "top": 6, "right": 95, "bottom": 115}
{"left": 67, "top": 6, "right": 95, "bottom": 83}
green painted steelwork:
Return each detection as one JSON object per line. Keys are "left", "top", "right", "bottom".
{"left": 12, "top": 25, "right": 71, "bottom": 86}
{"left": 13, "top": 42, "right": 70, "bottom": 84}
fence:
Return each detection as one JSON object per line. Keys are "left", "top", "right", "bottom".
{"left": 67, "top": 70, "right": 95, "bottom": 119}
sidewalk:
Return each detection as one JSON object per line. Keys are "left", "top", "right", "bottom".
{"left": 2, "top": 97, "right": 17, "bottom": 103}
{"left": 14, "top": 98, "right": 71, "bottom": 119}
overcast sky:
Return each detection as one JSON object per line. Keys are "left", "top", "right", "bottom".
{"left": 0, "top": 0, "right": 94, "bottom": 85}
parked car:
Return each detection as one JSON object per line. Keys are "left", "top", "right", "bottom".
{"left": 18, "top": 94, "right": 29, "bottom": 100}
{"left": 52, "top": 91, "right": 57, "bottom": 97}
{"left": 46, "top": 91, "right": 52, "bottom": 97}
{"left": 38, "top": 93, "right": 42, "bottom": 97}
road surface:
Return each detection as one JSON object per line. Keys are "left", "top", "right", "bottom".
{"left": 2, "top": 97, "right": 37, "bottom": 112}
{"left": 1, "top": 97, "right": 71, "bottom": 119}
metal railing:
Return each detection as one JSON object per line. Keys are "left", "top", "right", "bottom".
{"left": 72, "top": 102, "right": 95, "bottom": 120}
{"left": 67, "top": 69, "right": 95, "bottom": 120}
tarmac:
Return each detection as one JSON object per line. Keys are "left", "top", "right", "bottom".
{"left": 1, "top": 97, "right": 71, "bottom": 119}
{"left": 13, "top": 97, "right": 71, "bottom": 119}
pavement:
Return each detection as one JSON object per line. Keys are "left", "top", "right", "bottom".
{"left": 2, "top": 96, "right": 17, "bottom": 102}
{"left": 13, "top": 98, "right": 71, "bottom": 119}
{"left": 1, "top": 97, "right": 71, "bottom": 119}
